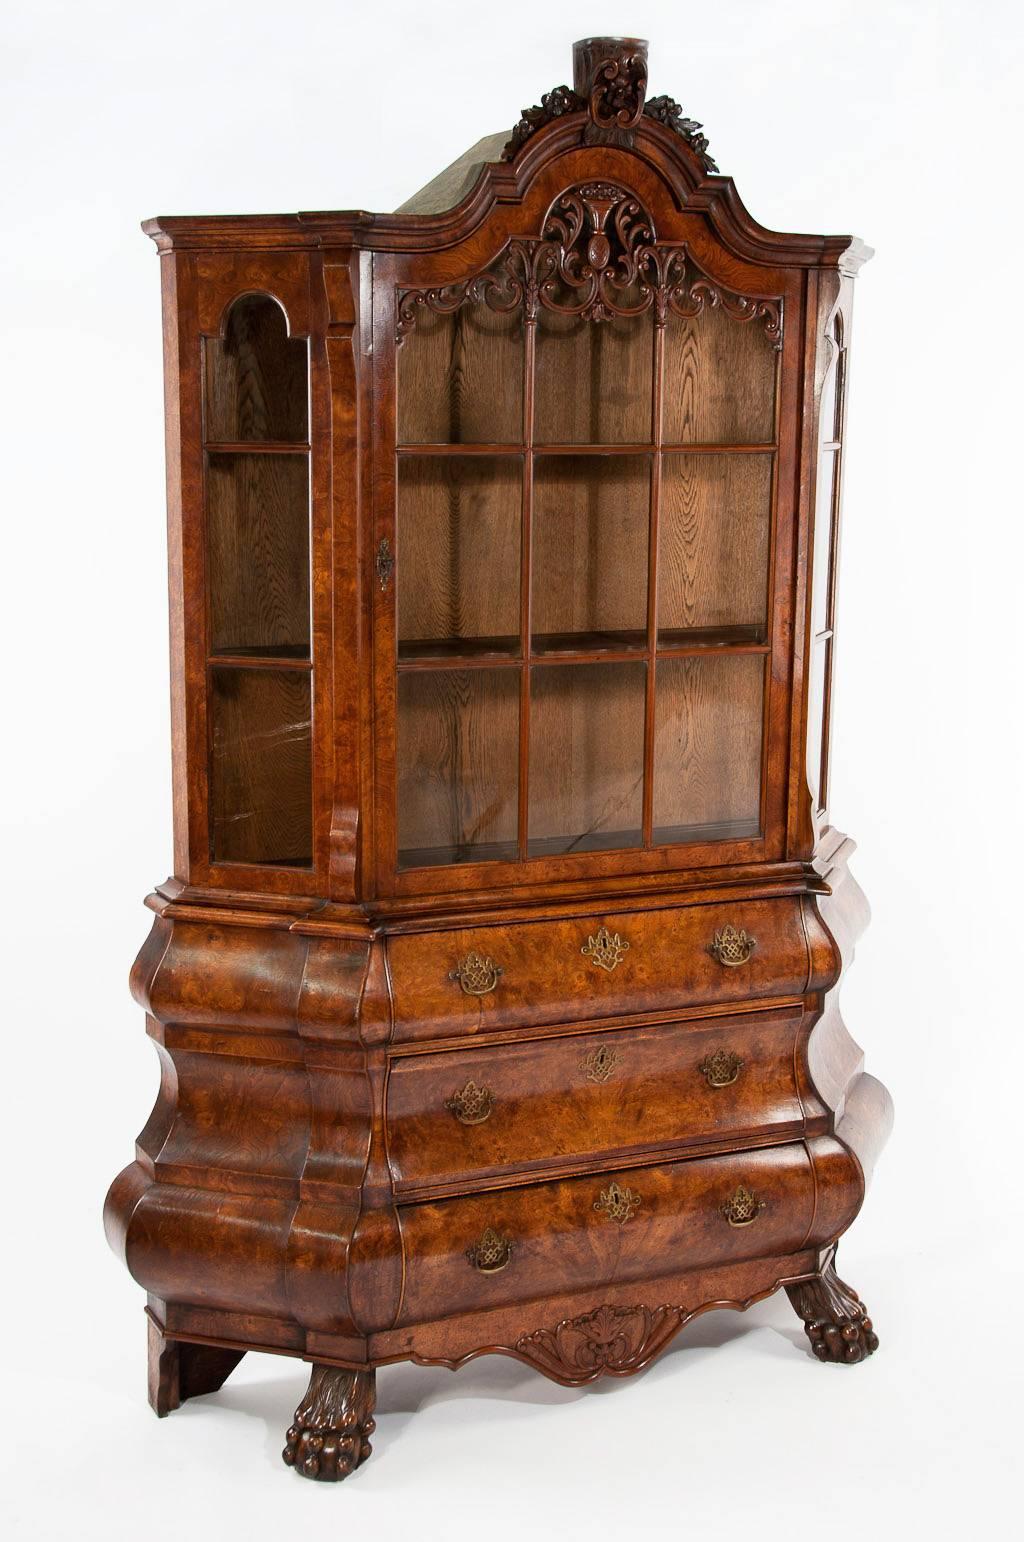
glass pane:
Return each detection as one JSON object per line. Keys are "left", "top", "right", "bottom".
{"left": 397, "top": 456, "right": 521, "bottom": 660}
{"left": 658, "top": 454, "right": 772, "bottom": 642}
{"left": 811, "top": 449, "right": 837, "bottom": 638}
{"left": 397, "top": 307, "right": 523, "bottom": 444}
{"left": 210, "top": 667, "right": 312, "bottom": 865}
{"left": 207, "top": 453, "right": 310, "bottom": 657}
{"left": 806, "top": 636, "right": 830, "bottom": 815}
{"left": 204, "top": 294, "right": 308, "bottom": 443}
{"left": 534, "top": 312, "right": 653, "bottom": 444}
{"left": 532, "top": 456, "right": 649, "bottom": 651}
{"left": 528, "top": 662, "right": 645, "bottom": 856}
{"left": 397, "top": 668, "right": 519, "bottom": 867}
{"left": 663, "top": 306, "right": 776, "bottom": 444}
{"left": 653, "top": 656, "right": 763, "bottom": 843}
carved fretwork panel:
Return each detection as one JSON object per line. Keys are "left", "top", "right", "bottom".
{"left": 396, "top": 183, "right": 782, "bottom": 345}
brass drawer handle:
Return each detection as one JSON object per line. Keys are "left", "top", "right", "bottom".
{"left": 465, "top": 1227, "right": 514, "bottom": 1274}
{"left": 581, "top": 925, "right": 630, "bottom": 972}
{"left": 709, "top": 924, "right": 757, "bottom": 967}
{"left": 579, "top": 1044, "right": 621, "bottom": 1083}
{"left": 449, "top": 951, "right": 504, "bottom": 996}
{"left": 699, "top": 1049, "right": 744, "bottom": 1088}
{"left": 720, "top": 1185, "right": 766, "bottom": 1227}
{"left": 445, "top": 1080, "right": 494, "bottom": 1125}
{"left": 594, "top": 1182, "right": 642, "bottom": 1225}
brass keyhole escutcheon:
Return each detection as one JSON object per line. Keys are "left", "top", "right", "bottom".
{"left": 465, "top": 1228, "right": 514, "bottom": 1274}
{"left": 445, "top": 1080, "right": 495, "bottom": 1125}
{"left": 709, "top": 925, "right": 757, "bottom": 967}
{"left": 579, "top": 1044, "right": 621, "bottom": 1083}
{"left": 581, "top": 926, "right": 630, "bottom": 972}
{"left": 699, "top": 1050, "right": 743, "bottom": 1088}
{"left": 594, "top": 1183, "right": 643, "bottom": 1225}
{"left": 449, "top": 951, "right": 504, "bottom": 996}
{"left": 720, "top": 1185, "right": 766, "bottom": 1227}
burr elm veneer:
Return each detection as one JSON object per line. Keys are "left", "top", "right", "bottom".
{"left": 105, "top": 35, "right": 892, "bottom": 1482}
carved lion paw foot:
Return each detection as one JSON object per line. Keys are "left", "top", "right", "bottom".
{"left": 282, "top": 1365, "right": 376, "bottom": 1482}
{"left": 785, "top": 1251, "right": 879, "bottom": 1365}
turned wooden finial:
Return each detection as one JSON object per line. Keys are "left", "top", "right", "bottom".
{"left": 572, "top": 36, "right": 649, "bottom": 129}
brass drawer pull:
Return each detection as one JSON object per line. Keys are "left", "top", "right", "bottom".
{"left": 581, "top": 925, "right": 630, "bottom": 972}
{"left": 709, "top": 924, "right": 757, "bottom": 967}
{"left": 699, "top": 1049, "right": 744, "bottom": 1088}
{"left": 594, "top": 1182, "right": 642, "bottom": 1225}
{"left": 579, "top": 1044, "right": 621, "bottom": 1083}
{"left": 465, "top": 1227, "right": 514, "bottom": 1274}
{"left": 449, "top": 951, "right": 504, "bottom": 996}
{"left": 445, "top": 1080, "right": 494, "bottom": 1125}
{"left": 720, "top": 1185, "right": 766, "bottom": 1227}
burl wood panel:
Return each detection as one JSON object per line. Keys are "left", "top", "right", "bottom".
{"left": 652, "top": 654, "right": 765, "bottom": 838}
{"left": 387, "top": 896, "right": 816, "bottom": 1041}
{"left": 209, "top": 667, "right": 312, "bottom": 865}
{"left": 531, "top": 456, "right": 650, "bottom": 642}
{"left": 657, "top": 454, "right": 773, "bottom": 634}
{"left": 387, "top": 1007, "right": 806, "bottom": 1192}
{"left": 206, "top": 453, "right": 310, "bottom": 655}
{"left": 528, "top": 661, "right": 646, "bottom": 853}
{"left": 534, "top": 309, "right": 653, "bottom": 443}
{"left": 204, "top": 293, "right": 309, "bottom": 443}
{"left": 397, "top": 306, "right": 524, "bottom": 444}
{"left": 397, "top": 667, "right": 520, "bottom": 864}
{"left": 395, "top": 1142, "right": 815, "bottom": 1325}
{"left": 662, "top": 303, "right": 777, "bottom": 444}
{"left": 397, "top": 456, "right": 522, "bottom": 648}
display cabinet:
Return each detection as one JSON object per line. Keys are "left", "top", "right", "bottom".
{"left": 105, "top": 35, "right": 892, "bottom": 1482}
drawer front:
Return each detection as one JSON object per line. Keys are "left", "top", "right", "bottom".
{"left": 387, "top": 898, "right": 808, "bottom": 1042}
{"left": 396, "top": 1143, "right": 813, "bottom": 1326}
{"left": 387, "top": 1008, "right": 805, "bottom": 1193}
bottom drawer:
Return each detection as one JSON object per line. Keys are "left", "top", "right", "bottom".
{"left": 396, "top": 1143, "right": 813, "bottom": 1326}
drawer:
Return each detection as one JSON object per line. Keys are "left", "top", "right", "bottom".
{"left": 387, "top": 1007, "right": 805, "bottom": 1193}
{"left": 387, "top": 898, "right": 808, "bottom": 1042}
{"left": 395, "top": 1142, "right": 813, "bottom": 1326}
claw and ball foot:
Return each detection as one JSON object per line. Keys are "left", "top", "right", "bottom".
{"left": 283, "top": 1364, "right": 377, "bottom": 1482}
{"left": 785, "top": 1247, "right": 879, "bottom": 1364}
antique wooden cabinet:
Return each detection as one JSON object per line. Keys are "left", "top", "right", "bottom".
{"left": 105, "top": 36, "right": 892, "bottom": 1482}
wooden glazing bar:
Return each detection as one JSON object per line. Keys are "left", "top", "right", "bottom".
{"left": 517, "top": 317, "right": 537, "bottom": 863}
{"left": 642, "top": 318, "right": 666, "bottom": 847}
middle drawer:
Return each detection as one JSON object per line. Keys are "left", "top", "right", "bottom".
{"left": 386, "top": 1006, "right": 805, "bottom": 1194}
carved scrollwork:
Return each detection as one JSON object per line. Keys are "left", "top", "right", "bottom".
{"left": 396, "top": 184, "right": 782, "bottom": 347}
{"left": 515, "top": 1303, "right": 685, "bottom": 1384}
{"left": 581, "top": 45, "right": 648, "bottom": 144}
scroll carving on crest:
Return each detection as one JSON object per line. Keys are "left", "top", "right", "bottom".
{"left": 396, "top": 182, "right": 782, "bottom": 346}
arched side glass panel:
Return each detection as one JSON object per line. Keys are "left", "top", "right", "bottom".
{"left": 393, "top": 187, "right": 781, "bottom": 871}
{"left": 202, "top": 293, "right": 313, "bottom": 868}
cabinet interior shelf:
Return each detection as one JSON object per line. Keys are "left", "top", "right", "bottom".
{"left": 210, "top": 649, "right": 312, "bottom": 671}
{"left": 204, "top": 441, "right": 310, "bottom": 455}
{"left": 398, "top": 818, "right": 762, "bottom": 869}
{"left": 396, "top": 442, "right": 778, "bottom": 457}
{"left": 396, "top": 627, "right": 768, "bottom": 669}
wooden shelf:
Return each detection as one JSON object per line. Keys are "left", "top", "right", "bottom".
{"left": 396, "top": 628, "right": 767, "bottom": 669}
{"left": 204, "top": 441, "right": 310, "bottom": 455}
{"left": 210, "top": 649, "right": 312, "bottom": 671}
{"left": 399, "top": 818, "right": 762, "bottom": 869}
{"left": 397, "top": 442, "right": 777, "bottom": 456}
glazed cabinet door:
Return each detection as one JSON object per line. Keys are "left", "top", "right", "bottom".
{"left": 371, "top": 177, "right": 800, "bottom": 896}
{"left": 163, "top": 250, "right": 332, "bottom": 893}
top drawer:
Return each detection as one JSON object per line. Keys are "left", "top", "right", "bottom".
{"left": 388, "top": 898, "right": 809, "bottom": 1042}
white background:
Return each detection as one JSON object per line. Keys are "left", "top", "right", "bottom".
{"left": 1, "top": 0, "right": 1022, "bottom": 1536}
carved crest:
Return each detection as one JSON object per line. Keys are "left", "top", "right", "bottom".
{"left": 397, "top": 183, "right": 782, "bottom": 345}
{"left": 501, "top": 37, "right": 717, "bottom": 170}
